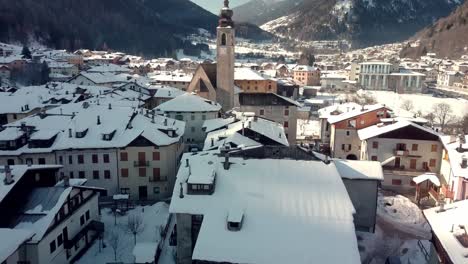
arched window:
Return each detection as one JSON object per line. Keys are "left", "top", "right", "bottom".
{"left": 221, "top": 33, "right": 227, "bottom": 46}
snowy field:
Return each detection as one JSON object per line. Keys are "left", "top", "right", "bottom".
{"left": 77, "top": 202, "right": 175, "bottom": 264}
{"left": 297, "top": 119, "right": 321, "bottom": 140}
{"left": 357, "top": 90, "right": 468, "bottom": 119}
{"left": 358, "top": 192, "right": 432, "bottom": 264}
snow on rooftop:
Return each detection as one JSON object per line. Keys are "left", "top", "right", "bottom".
{"left": 202, "top": 117, "right": 236, "bottom": 133}
{"left": 0, "top": 228, "right": 34, "bottom": 263}
{"left": 234, "top": 67, "right": 268, "bottom": 81}
{"left": 424, "top": 200, "right": 468, "bottom": 264}
{"left": 88, "top": 64, "right": 131, "bottom": 73}
{"left": 170, "top": 152, "right": 360, "bottom": 264}
{"left": 318, "top": 102, "right": 361, "bottom": 119}
{"left": 155, "top": 93, "right": 221, "bottom": 113}
{"left": 412, "top": 173, "right": 441, "bottom": 186}
{"left": 328, "top": 104, "right": 387, "bottom": 124}
{"left": 358, "top": 120, "right": 439, "bottom": 141}
{"left": 132, "top": 243, "right": 157, "bottom": 263}
{"left": 334, "top": 160, "right": 384, "bottom": 181}
{"left": 153, "top": 86, "right": 186, "bottom": 98}
{"left": 441, "top": 135, "right": 468, "bottom": 179}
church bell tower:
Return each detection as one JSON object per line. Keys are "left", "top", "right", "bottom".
{"left": 216, "top": 0, "right": 235, "bottom": 111}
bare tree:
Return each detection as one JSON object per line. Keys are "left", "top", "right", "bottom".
{"left": 106, "top": 229, "right": 122, "bottom": 261}
{"left": 400, "top": 100, "right": 414, "bottom": 111}
{"left": 432, "top": 103, "right": 455, "bottom": 132}
{"left": 127, "top": 213, "right": 145, "bottom": 245}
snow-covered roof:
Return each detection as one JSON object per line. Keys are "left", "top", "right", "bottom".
{"left": 153, "top": 86, "right": 186, "bottom": 98}
{"left": 88, "top": 64, "right": 131, "bottom": 73}
{"left": 412, "top": 173, "right": 440, "bottom": 186}
{"left": 334, "top": 160, "right": 384, "bottom": 181}
{"left": 328, "top": 104, "right": 387, "bottom": 124}
{"left": 358, "top": 120, "right": 439, "bottom": 141}
{"left": 0, "top": 165, "right": 62, "bottom": 204}
{"left": 440, "top": 135, "right": 468, "bottom": 179}
{"left": 202, "top": 117, "right": 236, "bottom": 133}
{"left": 155, "top": 93, "right": 221, "bottom": 113}
{"left": 318, "top": 102, "right": 361, "bottom": 119}
{"left": 424, "top": 200, "right": 468, "bottom": 264}
{"left": 0, "top": 228, "right": 34, "bottom": 263}
{"left": 204, "top": 116, "right": 289, "bottom": 148}
{"left": 133, "top": 243, "right": 157, "bottom": 263}
{"left": 234, "top": 67, "right": 268, "bottom": 81}
{"left": 170, "top": 152, "right": 360, "bottom": 264}
{"left": 294, "top": 65, "right": 319, "bottom": 71}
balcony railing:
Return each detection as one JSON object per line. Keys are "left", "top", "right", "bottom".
{"left": 394, "top": 149, "right": 409, "bottom": 156}
{"left": 149, "top": 176, "right": 167, "bottom": 182}
{"left": 134, "top": 160, "right": 150, "bottom": 167}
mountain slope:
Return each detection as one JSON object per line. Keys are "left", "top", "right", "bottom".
{"left": 233, "top": 0, "right": 297, "bottom": 26}
{"left": 236, "top": 0, "right": 464, "bottom": 47}
{"left": 0, "top": 0, "right": 271, "bottom": 56}
{"left": 400, "top": 0, "right": 468, "bottom": 58}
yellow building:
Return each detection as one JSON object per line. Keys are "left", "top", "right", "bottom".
{"left": 234, "top": 67, "right": 277, "bottom": 93}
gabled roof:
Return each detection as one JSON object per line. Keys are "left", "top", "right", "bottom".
{"left": 0, "top": 228, "right": 34, "bottom": 263}
{"left": 357, "top": 120, "right": 440, "bottom": 141}
{"left": 328, "top": 104, "right": 387, "bottom": 124}
{"left": 155, "top": 93, "right": 221, "bottom": 113}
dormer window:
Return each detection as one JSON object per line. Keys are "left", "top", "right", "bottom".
{"left": 102, "top": 130, "right": 116, "bottom": 141}
{"left": 75, "top": 129, "right": 88, "bottom": 138}
{"left": 187, "top": 169, "right": 216, "bottom": 195}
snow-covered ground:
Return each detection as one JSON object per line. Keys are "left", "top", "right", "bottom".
{"left": 358, "top": 90, "right": 468, "bottom": 119}
{"left": 297, "top": 119, "right": 321, "bottom": 140}
{"left": 358, "top": 192, "right": 432, "bottom": 264}
{"left": 77, "top": 202, "right": 174, "bottom": 264}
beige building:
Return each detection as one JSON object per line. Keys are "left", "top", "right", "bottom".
{"left": 293, "top": 65, "right": 321, "bottom": 86}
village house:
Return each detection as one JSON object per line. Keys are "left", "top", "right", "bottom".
{"left": 439, "top": 134, "right": 468, "bottom": 201}
{"left": 358, "top": 120, "right": 442, "bottom": 189}
{"left": 155, "top": 93, "right": 221, "bottom": 145}
{"left": 234, "top": 67, "right": 278, "bottom": 94}
{"left": 292, "top": 65, "right": 321, "bottom": 86}
{"left": 239, "top": 93, "right": 299, "bottom": 145}
{"left": 170, "top": 148, "right": 363, "bottom": 264}
{"left": 387, "top": 69, "right": 425, "bottom": 93}
{"left": 149, "top": 72, "right": 192, "bottom": 90}
{"left": 437, "top": 71, "right": 464, "bottom": 87}
{"left": 0, "top": 65, "right": 11, "bottom": 80}
{"left": 0, "top": 165, "right": 104, "bottom": 264}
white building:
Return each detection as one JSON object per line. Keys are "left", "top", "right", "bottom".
{"left": 440, "top": 135, "right": 468, "bottom": 201}
{"left": 155, "top": 93, "right": 221, "bottom": 145}
{"left": 359, "top": 61, "right": 393, "bottom": 90}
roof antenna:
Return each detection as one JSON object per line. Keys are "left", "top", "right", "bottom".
{"left": 179, "top": 182, "right": 184, "bottom": 199}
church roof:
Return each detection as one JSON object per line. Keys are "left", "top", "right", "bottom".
{"left": 200, "top": 63, "right": 217, "bottom": 88}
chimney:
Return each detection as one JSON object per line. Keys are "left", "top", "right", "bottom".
{"left": 254, "top": 116, "right": 258, "bottom": 122}
{"left": 223, "top": 151, "right": 230, "bottom": 170}
{"left": 211, "top": 138, "right": 214, "bottom": 147}
{"left": 97, "top": 115, "right": 101, "bottom": 125}
{"left": 462, "top": 155, "right": 467, "bottom": 169}
{"left": 63, "top": 175, "right": 70, "bottom": 187}
{"left": 164, "top": 118, "right": 167, "bottom": 126}
{"left": 361, "top": 105, "right": 365, "bottom": 112}
{"left": 68, "top": 128, "right": 72, "bottom": 138}
{"left": 185, "top": 158, "right": 189, "bottom": 167}
{"left": 3, "top": 165, "right": 13, "bottom": 185}
{"left": 108, "top": 103, "right": 112, "bottom": 110}
{"left": 151, "top": 114, "right": 155, "bottom": 124}
{"left": 179, "top": 182, "right": 184, "bottom": 199}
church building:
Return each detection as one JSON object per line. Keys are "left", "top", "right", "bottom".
{"left": 187, "top": 0, "right": 236, "bottom": 111}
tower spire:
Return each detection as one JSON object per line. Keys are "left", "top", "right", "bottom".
{"left": 224, "top": 0, "right": 229, "bottom": 8}
{"left": 219, "top": 0, "right": 234, "bottom": 27}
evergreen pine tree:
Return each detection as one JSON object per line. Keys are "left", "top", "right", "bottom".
{"left": 21, "top": 46, "right": 32, "bottom": 59}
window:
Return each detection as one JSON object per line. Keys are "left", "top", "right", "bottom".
{"left": 103, "top": 154, "right": 110, "bottom": 163}
{"left": 68, "top": 155, "right": 73, "bottom": 164}
{"left": 139, "top": 168, "right": 146, "bottom": 177}
{"left": 347, "top": 119, "right": 356, "bottom": 128}
{"left": 92, "top": 154, "right": 98, "bottom": 163}
{"left": 221, "top": 33, "right": 227, "bottom": 46}
{"left": 412, "top": 144, "right": 418, "bottom": 151}
{"left": 284, "top": 109, "right": 289, "bottom": 116}
{"left": 80, "top": 215, "right": 85, "bottom": 226}
{"left": 85, "top": 210, "right": 90, "bottom": 221}
{"left": 191, "top": 127, "right": 196, "bottom": 133}
{"left": 78, "top": 171, "right": 85, "bottom": 179}
{"left": 70, "top": 172, "right": 74, "bottom": 178}
{"left": 93, "top": 170, "right": 99, "bottom": 179}
{"left": 154, "top": 187, "right": 160, "bottom": 194}
{"left": 191, "top": 115, "right": 195, "bottom": 121}
{"left": 121, "top": 168, "right": 129, "bottom": 177}
{"left": 120, "top": 188, "right": 130, "bottom": 194}
{"left": 259, "top": 109, "right": 265, "bottom": 116}
{"left": 59, "top": 156, "right": 63, "bottom": 164}
{"left": 346, "top": 131, "right": 350, "bottom": 136}
{"left": 341, "top": 144, "right": 345, "bottom": 150}
{"left": 372, "top": 141, "right": 379, "bottom": 149}
{"left": 104, "top": 170, "right": 111, "bottom": 179}
{"left": 26, "top": 158, "right": 33, "bottom": 165}
{"left": 431, "top": 144, "right": 438, "bottom": 152}
{"left": 429, "top": 159, "right": 437, "bottom": 167}
{"left": 153, "top": 168, "right": 161, "bottom": 181}
{"left": 202, "top": 114, "right": 206, "bottom": 120}
{"left": 371, "top": 156, "right": 378, "bottom": 161}
{"left": 348, "top": 144, "right": 352, "bottom": 151}
{"left": 120, "top": 152, "right": 128, "bottom": 161}
{"left": 77, "top": 155, "right": 84, "bottom": 164}
{"left": 38, "top": 158, "right": 46, "bottom": 164}
{"left": 175, "top": 114, "right": 183, "bottom": 121}
{"left": 152, "top": 152, "right": 160, "bottom": 161}
{"left": 392, "top": 179, "right": 402, "bottom": 185}
{"left": 54, "top": 233, "right": 63, "bottom": 249}
{"left": 283, "top": 121, "right": 289, "bottom": 128}
{"left": 50, "top": 240, "right": 56, "bottom": 253}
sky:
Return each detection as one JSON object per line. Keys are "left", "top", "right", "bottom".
{"left": 190, "top": 0, "right": 251, "bottom": 14}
